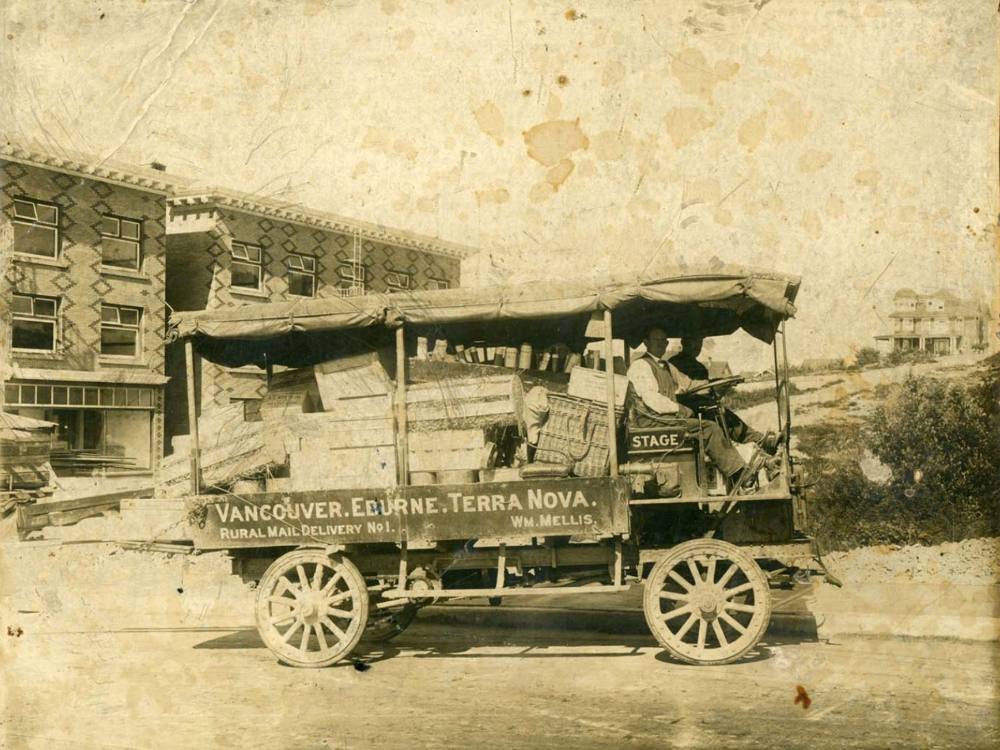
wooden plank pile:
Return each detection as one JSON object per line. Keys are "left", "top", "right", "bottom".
{"left": 49, "top": 448, "right": 137, "bottom": 475}
{"left": 1, "top": 412, "right": 55, "bottom": 489}
{"left": 158, "top": 409, "right": 286, "bottom": 497}
{"left": 15, "top": 485, "right": 154, "bottom": 539}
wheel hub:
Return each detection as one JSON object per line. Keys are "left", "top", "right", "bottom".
{"left": 297, "top": 591, "right": 323, "bottom": 624}
{"left": 694, "top": 589, "right": 719, "bottom": 619}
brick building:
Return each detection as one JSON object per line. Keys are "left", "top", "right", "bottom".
{"left": 874, "top": 288, "right": 990, "bottom": 355}
{"left": 1, "top": 141, "right": 177, "bottom": 474}
{"left": 163, "top": 191, "right": 471, "bottom": 451}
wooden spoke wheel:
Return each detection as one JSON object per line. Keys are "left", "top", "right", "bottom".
{"left": 643, "top": 539, "right": 771, "bottom": 665}
{"left": 255, "top": 549, "right": 369, "bottom": 668}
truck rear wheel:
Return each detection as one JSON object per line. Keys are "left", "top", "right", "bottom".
{"left": 643, "top": 539, "right": 771, "bottom": 665}
{"left": 255, "top": 549, "right": 369, "bottom": 668}
{"left": 361, "top": 604, "right": 418, "bottom": 643}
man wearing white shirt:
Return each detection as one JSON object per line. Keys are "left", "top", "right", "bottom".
{"left": 626, "top": 326, "right": 760, "bottom": 489}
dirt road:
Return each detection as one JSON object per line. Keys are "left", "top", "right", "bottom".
{"left": 2, "top": 620, "right": 995, "bottom": 749}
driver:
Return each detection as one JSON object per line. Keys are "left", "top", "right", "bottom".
{"left": 626, "top": 327, "right": 767, "bottom": 492}
{"left": 669, "top": 336, "right": 779, "bottom": 454}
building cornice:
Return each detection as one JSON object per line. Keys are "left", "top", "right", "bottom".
{"left": 168, "top": 191, "right": 475, "bottom": 260}
{"left": 2, "top": 140, "right": 181, "bottom": 195}
{"left": 3, "top": 137, "right": 477, "bottom": 260}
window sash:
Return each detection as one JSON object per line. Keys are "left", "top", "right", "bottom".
{"left": 12, "top": 293, "right": 59, "bottom": 319}
{"left": 3, "top": 384, "right": 155, "bottom": 409}
{"left": 101, "top": 304, "right": 140, "bottom": 326}
{"left": 13, "top": 198, "right": 58, "bottom": 226}
{"left": 231, "top": 261, "right": 262, "bottom": 290}
{"left": 337, "top": 262, "right": 365, "bottom": 284}
{"left": 12, "top": 319, "right": 57, "bottom": 351}
{"left": 13, "top": 222, "right": 59, "bottom": 258}
{"left": 100, "top": 305, "right": 141, "bottom": 357}
{"left": 385, "top": 271, "right": 412, "bottom": 290}
{"left": 102, "top": 237, "right": 141, "bottom": 269}
{"left": 12, "top": 292, "right": 59, "bottom": 351}
{"left": 287, "top": 254, "right": 316, "bottom": 272}
{"left": 287, "top": 254, "right": 317, "bottom": 297}
{"left": 13, "top": 198, "right": 59, "bottom": 257}
{"left": 232, "top": 242, "right": 262, "bottom": 263}
{"left": 231, "top": 242, "right": 263, "bottom": 290}
{"left": 100, "top": 326, "right": 139, "bottom": 357}
{"left": 287, "top": 270, "right": 316, "bottom": 297}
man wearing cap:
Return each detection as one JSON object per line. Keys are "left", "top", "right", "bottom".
{"left": 669, "top": 336, "right": 779, "bottom": 454}
{"left": 626, "top": 327, "right": 768, "bottom": 492}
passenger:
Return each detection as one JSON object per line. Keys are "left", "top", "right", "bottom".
{"left": 669, "top": 336, "right": 779, "bottom": 454}
{"left": 626, "top": 327, "right": 770, "bottom": 492}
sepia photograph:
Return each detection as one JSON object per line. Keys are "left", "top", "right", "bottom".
{"left": 0, "top": 1, "right": 997, "bottom": 748}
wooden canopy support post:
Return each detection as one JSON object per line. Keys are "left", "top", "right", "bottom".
{"left": 603, "top": 309, "right": 620, "bottom": 477}
{"left": 184, "top": 338, "right": 201, "bottom": 495}
{"left": 613, "top": 536, "right": 623, "bottom": 586}
{"left": 395, "top": 325, "right": 410, "bottom": 486}
{"left": 780, "top": 322, "right": 792, "bottom": 431}
{"left": 396, "top": 542, "right": 409, "bottom": 594}
{"left": 496, "top": 543, "right": 507, "bottom": 589}
{"left": 772, "top": 335, "right": 783, "bottom": 433}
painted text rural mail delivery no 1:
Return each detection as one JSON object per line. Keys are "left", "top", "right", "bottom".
{"left": 189, "top": 478, "right": 630, "bottom": 548}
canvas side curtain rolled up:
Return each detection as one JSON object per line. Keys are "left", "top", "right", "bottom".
{"left": 169, "top": 264, "right": 800, "bottom": 368}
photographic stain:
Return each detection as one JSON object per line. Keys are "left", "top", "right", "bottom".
{"left": 794, "top": 685, "right": 811, "bottom": 709}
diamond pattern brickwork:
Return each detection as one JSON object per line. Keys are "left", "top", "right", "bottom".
{"left": 1, "top": 159, "right": 168, "bottom": 462}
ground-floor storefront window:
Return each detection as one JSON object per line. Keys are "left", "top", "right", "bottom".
{"left": 2, "top": 381, "right": 158, "bottom": 473}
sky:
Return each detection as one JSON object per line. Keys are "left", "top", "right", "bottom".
{"left": 2, "top": 0, "right": 997, "bottom": 368}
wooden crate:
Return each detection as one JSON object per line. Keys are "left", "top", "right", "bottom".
{"left": 566, "top": 366, "right": 630, "bottom": 407}
{"left": 289, "top": 441, "right": 396, "bottom": 491}
{"left": 270, "top": 413, "right": 395, "bottom": 453}
{"left": 260, "top": 368, "right": 323, "bottom": 418}
{"left": 314, "top": 350, "right": 393, "bottom": 402}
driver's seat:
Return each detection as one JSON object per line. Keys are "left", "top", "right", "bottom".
{"left": 625, "top": 424, "right": 703, "bottom": 497}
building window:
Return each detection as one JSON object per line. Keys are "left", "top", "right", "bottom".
{"left": 101, "top": 214, "right": 142, "bottom": 270}
{"left": 232, "top": 397, "right": 263, "bottom": 423}
{"left": 11, "top": 294, "right": 59, "bottom": 351}
{"left": 100, "top": 304, "right": 142, "bottom": 358}
{"left": 231, "top": 241, "right": 263, "bottom": 290}
{"left": 12, "top": 197, "right": 60, "bottom": 258}
{"left": 385, "top": 269, "right": 413, "bottom": 292}
{"left": 428, "top": 277, "right": 450, "bottom": 290}
{"left": 4, "top": 383, "right": 153, "bottom": 409}
{"left": 287, "top": 254, "right": 317, "bottom": 297}
{"left": 336, "top": 261, "right": 366, "bottom": 294}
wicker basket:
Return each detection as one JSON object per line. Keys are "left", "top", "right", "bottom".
{"left": 534, "top": 393, "right": 624, "bottom": 477}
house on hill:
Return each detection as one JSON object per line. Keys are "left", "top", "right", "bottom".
{"left": 874, "top": 288, "right": 989, "bottom": 355}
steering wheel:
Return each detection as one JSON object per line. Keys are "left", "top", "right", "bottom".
{"left": 680, "top": 375, "right": 745, "bottom": 397}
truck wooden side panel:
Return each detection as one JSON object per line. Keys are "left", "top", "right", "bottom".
{"left": 187, "top": 477, "right": 632, "bottom": 550}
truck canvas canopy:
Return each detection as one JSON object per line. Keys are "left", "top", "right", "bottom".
{"left": 169, "top": 263, "right": 800, "bottom": 369}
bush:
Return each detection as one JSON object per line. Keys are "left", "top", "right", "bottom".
{"left": 855, "top": 347, "right": 881, "bottom": 368}
{"left": 725, "top": 381, "right": 802, "bottom": 411}
{"left": 883, "top": 349, "right": 936, "bottom": 367}
{"left": 799, "top": 369, "right": 1000, "bottom": 549}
